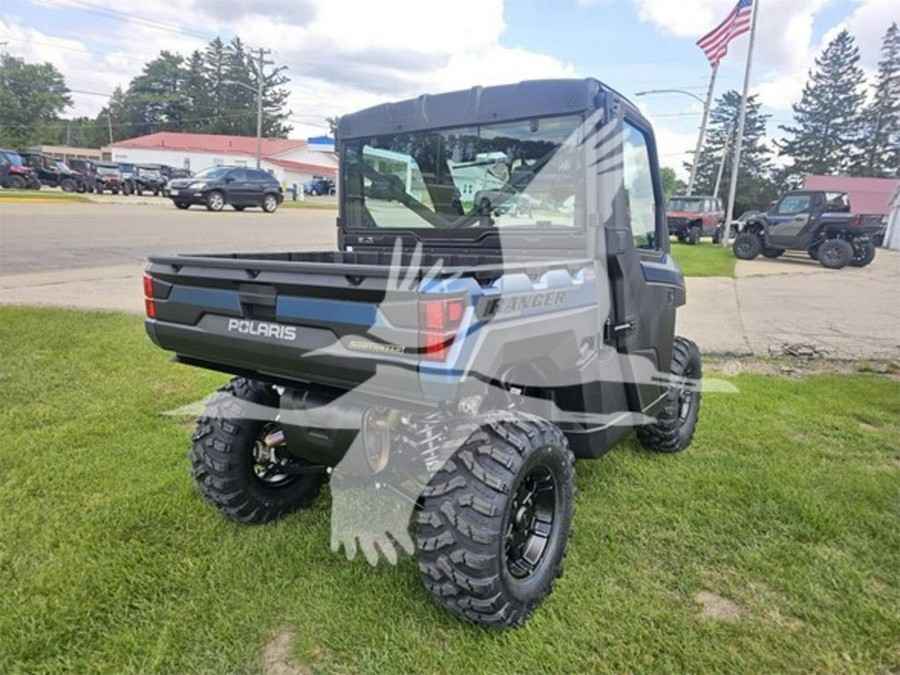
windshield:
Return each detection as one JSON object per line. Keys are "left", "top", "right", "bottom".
{"left": 55, "top": 161, "right": 72, "bottom": 172}
{"left": 342, "top": 115, "right": 584, "bottom": 230}
{"left": 138, "top": 167, "right": 160, "bottom": 178}
{"left": 193, "top": 167, "right": 231, "bottom": 180}
{"left": 4, "top": 152, "right": 24, "bottom": 167}
{"left": 97, "top": 166, "right": 120, "bottom": 176}
{"left": 668, "top": 198, "right": 704, "bottom": 213}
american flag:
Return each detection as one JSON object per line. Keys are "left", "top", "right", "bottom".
{"left": 697, "top": 0, "right": 754, "bottom": 67}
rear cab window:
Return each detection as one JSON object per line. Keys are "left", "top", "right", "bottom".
{"left": 622, "top": 121, "right": 659, "bottom": 250}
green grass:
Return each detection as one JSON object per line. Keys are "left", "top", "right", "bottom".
{"left": 0, "top": 189, "right": 90, "bottom": 203}
{"left": 670, "top": 240, "right": 737, "bottom": 277}
{"left": 1, "top": 306, "right": 898, "bottom": 673}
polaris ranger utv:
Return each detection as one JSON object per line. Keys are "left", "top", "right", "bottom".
{"left": 733, "top": 190, "right": 881, "bottom": 269}
{"left": 145, "top": 78, "right": 702, "bottom": 628}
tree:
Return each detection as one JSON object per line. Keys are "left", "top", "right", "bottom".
{"left": 777, "top": 30, "right": 866, "bottom": 185}
{"left": 660, "top": 167, "right": 686, "bottom": 200}
{"left": 326, "top": 116, "right": 341, "bottom": 137}
{"left": 689, "top": 90, "right": 778, "bottom": 213}
{"left": 851, "top": 22, "right": 900, "bottom": 177}
{"left": 0, "top": 54, "right": 72, "bottom": 148}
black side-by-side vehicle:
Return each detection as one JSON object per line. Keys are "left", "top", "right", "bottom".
{"left": 144, "top": 78, "right": 702, "bottom": 629}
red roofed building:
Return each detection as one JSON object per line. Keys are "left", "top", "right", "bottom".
{"left": 108, "top": 132, "right": 337, "bottom": 191}
{"left": 803, "top": 175, "right": 899, "bottom": 215}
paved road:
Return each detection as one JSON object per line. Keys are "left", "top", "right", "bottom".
{"left": 2, "top": 202, "right": 898, "bottom": 359}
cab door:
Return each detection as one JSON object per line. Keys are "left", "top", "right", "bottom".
{"left": 599, "top": 113, "right": 682, "bottom": 415}
{"left": 767, "top": 192, "right": 823, "bottom": 247}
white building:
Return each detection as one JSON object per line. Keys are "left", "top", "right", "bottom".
{"left": 108, "top": 132, "right": 337, "bottom": 190}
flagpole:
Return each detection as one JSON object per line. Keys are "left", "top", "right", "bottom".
{"left": 723, "top": 0, "right": 760, "bottom": 246}
{"left": 687, "top": 63, "right": 718, "bottom": 196}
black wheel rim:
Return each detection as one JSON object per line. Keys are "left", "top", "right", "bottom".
{"left": 823, "top": 246, "right": 839, "bottom": 264}
{"left": 677, "top": 364, "right": 697, "bottom": 423}
{"left": 505, "top": 464, "right": 557, "bottom": 580}
{"left": 737, "top": 240, "right": 752, "bottom": 257}
{"left": 251, "top": 422, "right": 296, "bottom": 487}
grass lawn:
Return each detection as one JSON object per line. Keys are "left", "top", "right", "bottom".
{"left": 281, "top": 200, "right": 338, "bottom": 210}
{"left": 0, "top": 189, "right": 90, "bottom": 203}
{"left": 670, "top": 240, "right": 737, "bottom": 278}
{"left": 1, "top": 306, "right": 897, "bottom": 673}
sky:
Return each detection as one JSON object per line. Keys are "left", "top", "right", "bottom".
{"left": 2, "top": 0, "right": 897, "bottom": 176}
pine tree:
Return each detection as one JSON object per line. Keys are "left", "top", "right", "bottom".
{"left": 777, "top": 30, "right": 866, "bottom": 185}
{"left": 851, "top": 22, "right": 900, "bottom": 177}
{"left": 688, "top": 90, "right": 778, "bottom": 213}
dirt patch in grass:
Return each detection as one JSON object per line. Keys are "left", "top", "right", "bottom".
{"left": 695, "top": 591, "right": 744, "bottom": 622}
{"left": 261, "top": 629, "right": 310, "bottom": 675}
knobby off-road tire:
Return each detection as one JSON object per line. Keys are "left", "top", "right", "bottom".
{"left": 850, "top": 240, "right": 876, "bottom": 267}
{"left": 688, "top": 226, "right": 702, "bottom": 245}
{"left": 636, "top": 336, "right": 702, "bottom": 453}
{"left": 817, "top": 239, "right": 853, "bottom": 270}
{"left": 733, "top": 232, "right": 762, "bottom": 260}
{"left": 190, "top": 377, "right": 325, "bottom": 524}
{"left": 417, "top": 414, "right": 576, "bottom": 629}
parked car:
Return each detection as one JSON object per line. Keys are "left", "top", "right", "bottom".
{"left": 0, "top": 149, "right": 41, "bottom": 189}
{"left": 134, "top": 165, "right": 166, "bottom": 196}
{"left": 20, "top": 151, "right": 82, "bottom": 192}
{"left": 304, "top": 177, "right": 335, "bottom": 196}
{"left": 733, "top": 190, "right": 881, "bottom": 269}
{"left": 53, "top": 160, "right": 89, "bottom": 193}
{"left": 116, "top": 162, "right": 136, "bottom": 195}
{"left": 69, "top": 159, "right": 101, "bottom": 192}
{"left": 166, "top": 166, "right": 283, "bottom": 212}
{"left": 94, "top": 162, "right": 126, "bottom": 194}
{"left": 666, "top": 195, "right": 725, "bottom": 244}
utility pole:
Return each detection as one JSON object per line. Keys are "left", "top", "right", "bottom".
{"left": 688, "top": 64, "right": 719, "bottom": 195}
{"left": 107, "top": 112, "right": 114, "bottom": 145}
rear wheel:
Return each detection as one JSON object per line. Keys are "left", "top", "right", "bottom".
{"left": 190, "top": 378, "right": 326, "bottom": 524}
{"left": 262, "top": 193, "right": 279, "bottom": 213}
{"left": 206, "top": 190, "right": 225, "bottom": 212}
{"left": 733, "top": 232, "right": 762, "bottom": 260}
{"left": 818, "top": 239, "right": 853, "bottom": 269}
{"left": 60, "top": 178, "right": 76, "bottom": 192}
{"left": 850, "top": 240, "right": 876, "bottom": 267}
{"left": 762, "top": 247, "right": 785, "bottom": 259}
{"left": 688, "top": 226, "right": 701, "bottom": 245}
{"left": 417, "top": 414, "right": 575, "bottom": 629}
{"left": 636, "top": 336, "right": 702, "bottom": 453}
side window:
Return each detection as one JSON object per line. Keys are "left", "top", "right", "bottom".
{"left": 776, "top": 195, "right": 812, "bottom": 215}
{"left": 229, "top": 169, "right": 247, "bottom": 182}
{"left": 622, "top": 121, "right": 658, "bottom": 249}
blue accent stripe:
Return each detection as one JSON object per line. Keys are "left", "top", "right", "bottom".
{"left": 278, "top": 297, "right": 377, "bottom": 325}
{"left": 169, "top": 286, "right": 242, "bottom": 312}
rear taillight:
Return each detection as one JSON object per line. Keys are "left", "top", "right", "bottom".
{"left": 143, "top": 274, "right": 157, "bottom": 318}
{"left": 418, "top": 297, "right": 465, "bottom": 361}
{"left": 851, "top": 214, "right": 864, "bottom": 228}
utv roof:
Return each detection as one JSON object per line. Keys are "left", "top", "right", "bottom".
{"left": 337, "top": 78, "right": 643, "bottom": 139}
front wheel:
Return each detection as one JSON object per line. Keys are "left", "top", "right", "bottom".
{"left": 636, "top": 336, "right": 702, "bottom": 453}
{"left": 733, "top": 232, "right": 762, "bottom": 260}
{"left": 687, "top": 225, "right": 701, "bottom": 245}
{"left": 262, "top": 193, "right": 279, "bottom": 213}
{"left": 60, "top": 178, "right": 76, "bottom": 192}
{"left": 417, "top": 414, "right": 575, "bottom": 629}
{"left": 850, "top": 240, "right": 876, "bottom": 267}
{"left": 190, "top": 378, "right": 326, "bottom": 524}
{"left": 206, "top": 190, "right": 225, "bottom": 212}
{"left": 6, "top": 175, "right": 26, "bottom": 189}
